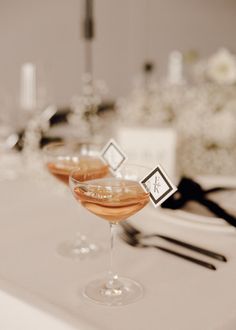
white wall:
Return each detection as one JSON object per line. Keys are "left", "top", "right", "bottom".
{"left": 0, "top": 0, "right": 236, "bottom": 107}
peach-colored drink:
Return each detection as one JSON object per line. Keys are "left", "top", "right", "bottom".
{"left": 47, "top": 157, "right": 109, "bottom": 185}
{"left": 74, "top": 178, "right": 149, "bottom": 222}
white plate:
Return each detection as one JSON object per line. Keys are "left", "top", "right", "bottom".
{"left": 155, "top": 176, "right": 236, "bottom": 233}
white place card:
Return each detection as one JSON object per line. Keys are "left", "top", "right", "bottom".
{"left": 101, "top": 139, "right": 127, "bottom": 172}
{"left": 140, "top": 164, "right": 177, "bottom": 208}
{"left": 117, "top": 126, "right": 176, "bottom": 179}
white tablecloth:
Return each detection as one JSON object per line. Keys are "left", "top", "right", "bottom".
{"left": 0, "top": 174, "right": 236, "bottom": 330}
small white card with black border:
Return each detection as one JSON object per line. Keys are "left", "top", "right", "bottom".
{"left": 140, "top": 164, "right": 177, "bottom": 208}
{"left": 101, "top": 139, "right": 127, "bottom": 172}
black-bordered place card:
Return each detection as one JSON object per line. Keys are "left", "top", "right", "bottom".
{"left": 101, "top": 139, "right": 127, "bottom": 172}
{"left": 140, "top": 165, "right": 177, "bottom": 208}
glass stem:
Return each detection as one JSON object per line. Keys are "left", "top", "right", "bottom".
{"left": 109, "top": 222, "right": 116, "bottom": 279}
{"left": 102, "top": 222, "right": 122, "bottom": 296}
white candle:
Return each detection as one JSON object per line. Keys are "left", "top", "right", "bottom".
{"left": 20, "top": 63, "right": 36, "bottom": 111}
{"left": 167, "top": 51, "right": 185, "bottom": 85}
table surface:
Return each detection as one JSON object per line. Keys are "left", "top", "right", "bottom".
{"left": 0, "top": 172, "right": 236, "bottom": 330}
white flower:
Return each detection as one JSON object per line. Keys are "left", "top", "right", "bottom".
{"left": 206, "top": 48, "right": 236, "bottom": 85}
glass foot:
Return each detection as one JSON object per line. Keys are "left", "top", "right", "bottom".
{"left": 83, "top": 276, "right": 143, "bottom": 306}
{"left": 57, "top": 234, "right": 99, "bottom": 259}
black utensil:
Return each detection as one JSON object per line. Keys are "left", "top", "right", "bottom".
{"left": 120, "top": 222, "right": 227, "bottom": 262}
{"left": 121, "top": 232, "right": 216, "bottom": 271}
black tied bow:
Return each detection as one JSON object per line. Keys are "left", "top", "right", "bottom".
{"left": 161, "top": 177, "right": 236, "bottom": 228}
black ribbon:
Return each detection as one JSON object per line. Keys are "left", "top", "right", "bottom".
{"left": 161, "top": 177, "right": 236, "bottom": 228}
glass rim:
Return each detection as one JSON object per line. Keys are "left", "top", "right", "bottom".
{"left": 42, "top": 141, "right": 102, "bottom": 154}
{"left": 69, "top": 163, "right": 151, "bottom": 188}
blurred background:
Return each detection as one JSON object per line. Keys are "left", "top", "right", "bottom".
{"left": 0, "top": 0, "right": 236, "bottom": 178}
{"left": 1, "top": 0, "right": 236, "bottom": 103}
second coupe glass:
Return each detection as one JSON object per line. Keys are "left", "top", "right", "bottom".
{"left": 43, "top": 142, "right": 109, "bottom": 259}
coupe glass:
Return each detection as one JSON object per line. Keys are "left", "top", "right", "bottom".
{"left": 43, "top": 142, "right": 109, "bottom": 259}
{"left": 69, "top": 164, "right": 150, "bottom": 306}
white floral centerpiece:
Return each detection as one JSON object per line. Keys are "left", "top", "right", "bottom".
{"left": 118, "top": 61, "right": 185, "bottom": 128}
{"left": 178, "top": 48, "right": 236, "bottom": 176}
{"left": 118, "top": 84, "right": 184, "bottom": 128}
{"left": 118, "top": 50, "right": 236, "bottom": 176}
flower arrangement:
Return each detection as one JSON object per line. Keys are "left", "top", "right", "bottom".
{"left": 177, "top": 83, "right": 236, "bottom": 176}
{"left": 191, "top": 48, "right": 236, "bottom": 85}
{"left": 118, "top": 49, "right": 236, "bottom": 176}
{"left": 177, "top": 48, "right": 236, "bottom": 175}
